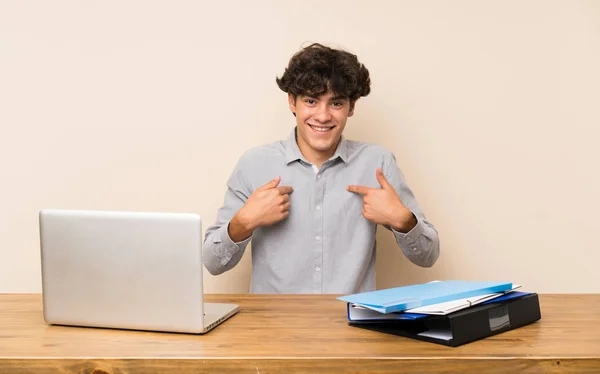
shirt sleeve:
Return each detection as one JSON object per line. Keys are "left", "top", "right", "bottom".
{"left": 202, "top": 160, "right": 253, "bottom": 275}
{"left": 382, "top": 153, "right": 440, "bottom": 267}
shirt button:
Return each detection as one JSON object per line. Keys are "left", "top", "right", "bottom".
{"left": 315, "top": 266, "right": 321, "bottom": 272}
{"left": 316, "top": 236, "right": 321, "bottom": 241}
{"left": 317, "top": 174, "right": 322, "bottom": 179}
{"left": 316, "top": 205, "right": 321, "bottom": 210}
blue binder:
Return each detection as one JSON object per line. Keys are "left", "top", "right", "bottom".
{"left": 337, "top": 280, "right": 513, "bottom": 314}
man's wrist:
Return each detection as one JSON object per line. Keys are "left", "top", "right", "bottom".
{"left": 229, "top": 211, "right": 255, "bottom": 242}
{"left": 391, "top": 208, "right": 417, "bottom": 233}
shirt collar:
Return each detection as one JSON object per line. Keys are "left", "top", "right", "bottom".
{"left": 284, "top": 127, "right": 349, "bottom": 165}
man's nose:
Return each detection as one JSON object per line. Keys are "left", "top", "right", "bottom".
{"left": 314, "top": 104, "right": 332, "bottom": 123}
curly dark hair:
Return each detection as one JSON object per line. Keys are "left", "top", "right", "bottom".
{"left": 276, "top": 43, "right": 371, "bottom": 102}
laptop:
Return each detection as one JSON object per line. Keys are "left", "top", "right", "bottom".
{"left": 39, "top": 209, "right": 239, "bottom": 334}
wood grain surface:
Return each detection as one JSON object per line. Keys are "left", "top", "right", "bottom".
{"left": 1, "top": 294, "right": 598, "bottom": 373}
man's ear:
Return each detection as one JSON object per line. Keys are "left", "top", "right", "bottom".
{"left": 288, "top": 93, "right": 297, "bottom": 117}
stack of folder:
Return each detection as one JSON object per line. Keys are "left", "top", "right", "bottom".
{"left": 337, "top": 280, "right": 541, "bottom": 347}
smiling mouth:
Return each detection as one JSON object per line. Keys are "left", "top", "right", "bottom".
{"left": 308, "top": 124, "right": 335, "bottom": 133}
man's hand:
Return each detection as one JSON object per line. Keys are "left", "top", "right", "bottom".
{"left": 229, "top": 176, "right": 293, "bottom": 242}
{"left": 347, "top": 168, "right": 417, "bottom": 232}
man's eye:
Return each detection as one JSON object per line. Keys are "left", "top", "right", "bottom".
{"left": 306, "top": 99, "right": 315, "bottom": 104}
{"left": 332, "top": 102, "right": 343, "bottom": 107}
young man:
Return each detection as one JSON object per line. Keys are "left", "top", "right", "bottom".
{"left": 203, "top": 43, "right": 439, "bottom": 294}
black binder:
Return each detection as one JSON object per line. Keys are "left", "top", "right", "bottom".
{"left": 350, "top": 293, "right": 541, "bottom": 347}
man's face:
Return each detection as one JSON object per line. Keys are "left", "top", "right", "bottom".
{"left": 289, "top": 91, "right": 355, "bottom": 158}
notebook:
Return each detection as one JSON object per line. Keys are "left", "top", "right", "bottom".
{"left": 347, "top": 288, "right": 526, "bottom": 322}
{"left": 337, "top": 280, "right": 513, "bottom": 314}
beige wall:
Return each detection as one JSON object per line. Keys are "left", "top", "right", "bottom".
{"left": 1, "top": 1, "right": 599, "bottom": 294}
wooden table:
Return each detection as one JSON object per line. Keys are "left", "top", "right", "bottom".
{"left": 0, "top": 294, "right": 599, "bottom": 373}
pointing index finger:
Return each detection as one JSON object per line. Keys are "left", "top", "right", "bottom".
{"left": 347, "top": 185, "right": 370, "bottom": 195}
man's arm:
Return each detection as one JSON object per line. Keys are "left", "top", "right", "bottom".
{"left": 347, "top": 153, "right": 440, "bottom": 267}
{"left": 203, "top": 167, "right": 253, "bottom": 276}
{"left": 382, "top": 153, "right": 440, "bottom": 267}
{"left": 203, "top": 164, "right": 294, "bottom": 276}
